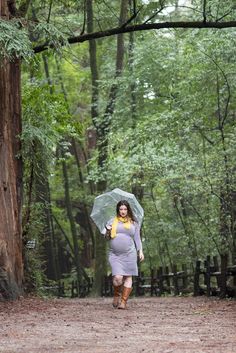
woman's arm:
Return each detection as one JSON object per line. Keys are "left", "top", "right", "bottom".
{"left": 134, "top": 223, "right": 144, "bottom": 262}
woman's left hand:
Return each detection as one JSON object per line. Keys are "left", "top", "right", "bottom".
{"left": 139, "top": 250, "right": 144, "bottom": 262}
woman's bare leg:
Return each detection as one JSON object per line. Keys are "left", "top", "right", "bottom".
{"left": 123, "top": 276, "right": 132, "bottom": 288}
{"left": 113, "top": 275, "right": 123, "bottom": 287}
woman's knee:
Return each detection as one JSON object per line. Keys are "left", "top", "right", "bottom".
{"left": 123, "top": 276, "right": 132, "bottom": 287}
{"left": 113, "top": 275, "right": 123, "bottom": 286}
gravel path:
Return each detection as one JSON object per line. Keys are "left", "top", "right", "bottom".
{"left": 0, "top": 296, "right": 235, "bottom": 353}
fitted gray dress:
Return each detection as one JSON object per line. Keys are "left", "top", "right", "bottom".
{"left": 104, "top": 219, "right": 142, "bottom": 276}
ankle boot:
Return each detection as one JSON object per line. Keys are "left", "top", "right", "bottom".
{"left": 118, "top": 286, "right": 132, "bottom": 309}
{"left": 112, "top": 285, "right": 122, "bottom": 308}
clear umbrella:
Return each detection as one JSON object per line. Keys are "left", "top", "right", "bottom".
{"left": 90, "top": 188, "right": 144, "bottom": 233}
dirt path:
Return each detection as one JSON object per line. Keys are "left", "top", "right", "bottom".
{"left": 0, "top": 296, "right": 235, "bottom": 353}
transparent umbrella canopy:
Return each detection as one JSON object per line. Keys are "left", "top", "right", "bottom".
{"left": 90, "top": 188, "right": 144, "bottom": 233}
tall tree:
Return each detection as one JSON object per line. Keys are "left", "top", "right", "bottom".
{"left": 86, "top": 0, "right": 129, "bottom": 295}
{"left": 0, "top": 0, "right": 23, "bottom": 299}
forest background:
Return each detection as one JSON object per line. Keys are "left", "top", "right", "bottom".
{"left": 0, "top": 0, "right": 236, "bottom": 298}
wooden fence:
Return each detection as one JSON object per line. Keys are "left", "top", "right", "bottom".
{"left": 102, "top": 255, "right": 236, "bottom": 299}
{"left": 45, "top": 255, "right": 236, "bottom": 299}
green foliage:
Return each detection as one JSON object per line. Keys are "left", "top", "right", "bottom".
{"left": 21, "top": 81, "right": 82, "bottom": 291}
{"left": 19, "top": 0, "right": 236, "bottom": 289}
{"left": 91, "top": 26, "right": 236, "bottom": 269}
{"left": 32, "top": 22, "right": 69, "bottom": 54}
{"left": 0, "top": 19, "right": 33, "bottom": 61}
{"left": 23, "top": 202, "right": 47, "bottom": 293}
{"left": 22, "top": 81, "right": 79, "bottom": 163}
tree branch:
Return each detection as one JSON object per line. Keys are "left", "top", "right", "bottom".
{"left": 80, "top": 0, "right": 86, "bottom": 35}
{"left": 47, "top": 0, "right": 53, "bottom": 23}
{"left": 132, "top": 0, "right": 136, "bottom": 15}
{"left": 193, "top": 124, "right": 214, "bottom": 145}
{"left": 203, "top": 0, "right": 207, "bottom": 23}
{"left": 216, "top": 10, "right": 233, "bottom": 22}
{"left": 144, "top": 0, "right": 166, "bottom": 24}
{"left": 121, "top": 5, "right": 142, "bottom": 28}
{"left": 198, "top": 49, "right": 231, "bottom": 128}
{"left": 33, "top": 20, "right": 236, "bottom": 54}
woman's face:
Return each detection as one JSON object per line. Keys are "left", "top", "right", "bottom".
{"left": 119, "top": 205, "right": 128, "bottom": 218}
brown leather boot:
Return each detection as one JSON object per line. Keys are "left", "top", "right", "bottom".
{"left": 118, "top": 286, "right": 132, "bottom": 309}
{"left": 112, "top": 285, "right": 122, "bottom": 308}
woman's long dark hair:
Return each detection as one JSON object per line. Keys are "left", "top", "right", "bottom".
{"left": 116, "top": 200, "right": 136, "bottom": 222}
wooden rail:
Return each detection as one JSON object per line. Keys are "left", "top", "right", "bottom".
{"left": 102, "top": 255, "right": 236, "bottom": 299}
{"left": 41, "top": 255, "right": 236, "bottom": 299}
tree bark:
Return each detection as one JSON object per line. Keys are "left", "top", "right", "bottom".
{"left": 0, "top": 1, "right": 23, "bottom": 301}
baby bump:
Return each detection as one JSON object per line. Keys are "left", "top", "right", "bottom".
{"left": 110, "top": 233, "right": 134, "bottom": 254}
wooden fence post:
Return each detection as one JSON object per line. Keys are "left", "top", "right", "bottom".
{"left": 194, "top": 260, "right": 201, "bottom": 296}
{"left": 204, "top": 256, "right": 211, "bottom": 296}
{"left": 165, "top": 266, "right": 171, "bottom": 292}
{"left": 58, "top": 281, "right": 65, "bottom": 297}
{"left": 220, "top": 254, "right": 228, "bottom": 298}
{"left": 172, "top": 264, "right": 179, "bottom": 296}
{"left": 151, "top": 269, "right": 156, "bottom": 296}
{"left": 157, "top": 267, "right": 164, "bottom": 296}
{"left": 213, "top": 256, "right": 221, "bottom": 288}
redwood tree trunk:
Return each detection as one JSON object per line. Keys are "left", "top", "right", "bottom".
{"left": 0, "top": 0, "right": 23, "bottom": 300}
{"left": 0, "top": 56, "right": 23, "bottom": 299}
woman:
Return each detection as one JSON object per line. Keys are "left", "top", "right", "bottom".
{"left": 103, "top": 200, "right": 144, "bottom": 309}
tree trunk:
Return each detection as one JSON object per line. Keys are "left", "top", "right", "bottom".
{"left": 55, "top": 56, "right": 95, "bottom": 275}
{"left": 0, "top": 0, "right": 23, "bottom": 299}
{"left": 86, "top": 0, "right": 106, "bottom": 296}
{"left": 35, "top": 173, "right": 60, "bottom": 280}
{"left": 61, "top": 151, "right": 84, "bottom": 284}
{"left": 40, "top": 54, "right": 60, "bottom": 281}
{"left": 87, "top": 0, "right": 129, "bottom": 295}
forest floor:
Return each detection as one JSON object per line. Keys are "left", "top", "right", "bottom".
{"left": 0, "top": 295, "right": 235, "bottom": 353}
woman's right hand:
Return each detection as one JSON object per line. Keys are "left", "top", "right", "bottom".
{"left": 139, "top": 249, "right": 144, "bottom": 262}
{"left": 106, "top": 225, "right": 112, "bottom": 234}
{"left": 104, "top": 225, "right": 112, "bottom": 240}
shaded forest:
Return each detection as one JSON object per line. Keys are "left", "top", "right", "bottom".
{"left": 0, "top": 0, "right": 236, "bottom": 299}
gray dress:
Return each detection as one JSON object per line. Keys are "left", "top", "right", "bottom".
{"left": 104, "top": 219, "right": 142, "bottom": 276}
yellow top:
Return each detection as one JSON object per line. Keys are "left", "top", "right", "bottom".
{"left": 110, "top": 216, "right": 132, "bottom": 238}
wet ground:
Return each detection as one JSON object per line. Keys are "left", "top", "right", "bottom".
{"left": 0, "top": 296, "right": 236, "bottom": 353}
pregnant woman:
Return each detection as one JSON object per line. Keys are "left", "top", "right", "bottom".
{"left": 103, "top": 200, "right": 144, "bottom": 309}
